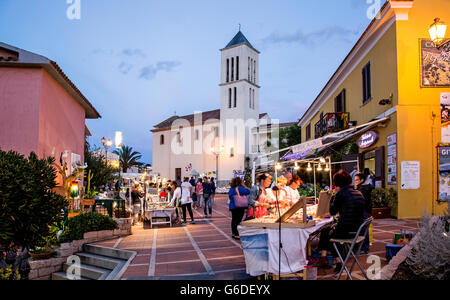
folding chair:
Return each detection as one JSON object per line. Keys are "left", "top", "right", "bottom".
{"left": 330, "top": 217, "right": 374, "bottom": 280}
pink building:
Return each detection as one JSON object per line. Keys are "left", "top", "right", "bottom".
{"left": 0, "top": 42, "right": 101, "bottom": 172}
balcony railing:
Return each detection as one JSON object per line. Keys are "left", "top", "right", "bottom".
{"left": 315, "top": 112, "right": 350, "bottom": 138}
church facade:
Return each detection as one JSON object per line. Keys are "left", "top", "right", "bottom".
{"left": 151, "top": 31, "right": 283, "bottom": 186}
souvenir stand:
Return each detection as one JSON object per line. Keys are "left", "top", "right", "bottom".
{"left": 242, "top": 144, "right": 359, "bottom": 279}
{"left": 144, "top": 176, "right": 176, "bottom": 228}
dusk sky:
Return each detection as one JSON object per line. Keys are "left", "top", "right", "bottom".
{"left": 0, "top": 0, "right": 378, "bottom": 164}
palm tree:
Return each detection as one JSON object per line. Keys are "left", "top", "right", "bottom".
{"left": 113, "top": 145, "right": 143, "bottom": 173}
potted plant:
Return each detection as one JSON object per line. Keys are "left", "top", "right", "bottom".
{"left": 371, "top": 188, "right": 397, "bottom": 219}
{"left": 81, "top": 170, "right": 97, "bottom": 207}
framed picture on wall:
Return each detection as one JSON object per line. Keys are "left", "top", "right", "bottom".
{"left": 419, "top": 39, "right": 450, "bottom": 88}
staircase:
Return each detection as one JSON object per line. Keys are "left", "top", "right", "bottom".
{"left": 52, "top": 244, "right": 136, "bottom": 280}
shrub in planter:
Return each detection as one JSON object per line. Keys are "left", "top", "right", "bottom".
{"left": 371, "top": 188, "right": 398, "bottom": 218}
{"left": 0, "top": 151, "right": 67, "bottom": 251}
{"left": 59, "top": 212, "right": 118, "bottom": 243}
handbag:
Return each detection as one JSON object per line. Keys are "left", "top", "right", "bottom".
{"left": 233, "top": 188, "right": 249, "bottom": 208}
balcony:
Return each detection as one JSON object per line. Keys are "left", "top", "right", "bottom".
{"left": 315, "top": 112, "right": 350, "bottom": 138}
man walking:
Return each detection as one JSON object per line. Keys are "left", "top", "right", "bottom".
{"left": 202, "top": 177, "right": 213, "bottom": 218}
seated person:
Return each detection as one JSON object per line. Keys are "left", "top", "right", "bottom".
{"left": 313, "top": 170, "right": 366, "bottom": 269}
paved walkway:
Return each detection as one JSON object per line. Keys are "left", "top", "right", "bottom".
{"left": 93, "top": 195, "right": 421, "bottom": 280}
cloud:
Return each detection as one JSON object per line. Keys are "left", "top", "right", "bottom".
{"left": 121, "top": 48, "right": 147, "bottom": 59}
{"left": 118, "top": 62, "right": 134, "bottom": 74}
{"left": 261, "top": 26, "right": 360, "bottom": 47}
{"left": 139, "top": 61, "right": 181, "bottom": 80}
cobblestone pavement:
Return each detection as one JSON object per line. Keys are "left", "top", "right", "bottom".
{"left": 93, "top": 194, "right": 420, "bottom": 280}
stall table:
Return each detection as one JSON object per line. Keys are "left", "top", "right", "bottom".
{"left": 144, "top": 205, "right": 176, "bottom": 228}
{"left": 238, "top": 217, "right": 333, "bottom": 278}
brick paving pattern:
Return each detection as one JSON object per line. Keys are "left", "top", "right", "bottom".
{"left": 93, "top": 194, "right": 421, "bottom": 280}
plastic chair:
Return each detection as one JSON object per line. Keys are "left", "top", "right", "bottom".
{"left": 330, "top": 217, "right": 374, "bottom": 280}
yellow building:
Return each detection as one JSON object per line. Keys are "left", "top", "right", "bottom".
{"left": 297, "top": 0, "right": 450, "bottom": 219}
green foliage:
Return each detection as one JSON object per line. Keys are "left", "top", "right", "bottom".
{"left": 84, "top": 147, "right": 117, "bottom": 192}
{"left": 279, "top": 125, "right": 302, "bottom": 151}
{"left": 244, "top": 168, "right": 253, "bottom": 188}
{"left": 330, "top": 141, "right": 359, "bottom": 169}
{"left": 113, "top": 145, "right": 143, "bottom": 173}
{"left": 298, "top": 183, "right": 322, "bottom": 198}
{"left": 0, "top": 151, "right": 67, "bottom": 251}
{"left": 371, "top": 187, "right": 398, "bottom": 208}
{"left": 59, "top": 212, "right": 118, "bottom": 243}
{"left": 0, "top": 265, "right": 20, "bottom": 281}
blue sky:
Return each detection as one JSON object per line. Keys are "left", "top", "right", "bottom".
{"left": 0, "top": 0, "right": 377, "bottom": 164}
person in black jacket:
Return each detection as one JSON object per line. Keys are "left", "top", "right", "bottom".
{"left": 313, "top": 170, "right": 366, "bottom": 268}
{"left": 355, "top": 173, "right": 373, "bottom": 253}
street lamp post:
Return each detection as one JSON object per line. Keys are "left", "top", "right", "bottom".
{"left": 211, "top": 146, "right": 224, "bottom": 187}
{"left": 101, "top": 137, "right": 113, "bottom": 165}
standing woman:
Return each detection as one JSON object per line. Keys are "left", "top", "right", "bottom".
{"left": 195, "top": 178, "right": 204, "bottom": 209}
{"left": 131, "top": 184, "right": 144, "bottom": 226}
{"left": 180, "top": 177, "right": 195, "bottom": 225}
{"left": 170, "top": 181, "right": 182, "bottom": 223}
{"left": 248, "top": 174, "right": 272, "bottom": 219}
{"left": 228, "top": 177, "right": 250, "bottom": 240}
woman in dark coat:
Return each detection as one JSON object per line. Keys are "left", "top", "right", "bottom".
{"left": 313, "top": 170, "right": 366, "bottom": 268}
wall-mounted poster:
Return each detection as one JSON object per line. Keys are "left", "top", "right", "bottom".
{"left": 438, "top": 146, "right": 450, "bottom": 201}
{"left": 441, "top": 93, "right": 450, "bottom": 143}
{"left": 401, "top": 161, "right": 420, "bottom": 190}
{"left": 387, "top": 133, "right": 397, "bottom": 185}
{"left": 420, "top": 39, "right": 450, "bottom": 87}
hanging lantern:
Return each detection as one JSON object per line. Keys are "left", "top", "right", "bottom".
{"left": 325, "top": 163, "right": 330, "bottom": 172}
{"left": 317, "top": 163, "right": 323, "bottom": 171}
{"left": 70, "top": 181, "right": 79, "bottom": 198}
{"left": 429, "top": 18, "right": 448, "bottom": 48}
{"left": 294, "top": 162, "right": 300, "bottom": 171}
{"left": 275, "top": 163, "right": 282, "bottom": 171}
{"left": 307, "top": 163, "right": 312, "bottom": 172}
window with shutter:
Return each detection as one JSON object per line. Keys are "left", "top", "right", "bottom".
{"left": 362, "top": 62, "right": 372, "bottom": 104}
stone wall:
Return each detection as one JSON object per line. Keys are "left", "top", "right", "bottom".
{"left": 29, "top": 218, "right": 131, "bottom": 280}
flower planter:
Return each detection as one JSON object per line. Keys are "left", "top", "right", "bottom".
{"left": 372, "top": 207, "right": 392, "bottom": 219}
{"left": 68, "top": 212, "right": 80, "bottom": 218}
{"left": 30, "top": 249, "right": 55, "bottom": 260}
{"left": 81, "top": 199, "right": 96, "bottom": 206}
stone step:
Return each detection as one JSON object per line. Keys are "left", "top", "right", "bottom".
{"left": 62, "top": 263, "right": 111, "bottom": 280}
{"left": 51, "top": 272, "right": 90, "bottom": 280}
{"left": 77, "top": 252, "right": 125, "bottom": 270}
{"left": 83, "top": 244, "right": 134, "bottom": 260}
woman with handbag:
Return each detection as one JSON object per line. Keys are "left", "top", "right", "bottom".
{"left": 228, "top": 177, "right": 250, "bottom": 240}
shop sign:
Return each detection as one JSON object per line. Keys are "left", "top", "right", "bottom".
{"left": 438, "top": 146, "right": 450, "bottom": 201}
{"left": 358, "top": 131, "right": 379, "bottom": 149}
{"left": 387, "top": 133, "right": 397, "bottom": 186}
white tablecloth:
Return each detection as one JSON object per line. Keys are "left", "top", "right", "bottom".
{"left": 144, "top": 208, "right": 176, "bottom": 221}
{"left": 238, "top": 218, "right": 333, "bottom": 276}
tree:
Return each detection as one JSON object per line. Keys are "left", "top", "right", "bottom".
{"left": 279, "top": 125, "right": 302, "bottom": 150}
{"left": 113, "top": 145, "right": 143, "bottom": 173}
{"left": 0, "top": 151, "right": 67, "bottom": 251}
{"left": 85, "top": 142, "right": 117, "bottom": 192}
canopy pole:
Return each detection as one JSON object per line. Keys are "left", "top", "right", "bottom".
{"left": 252, "top": 161, "right": 256, "bottom": 187}
{"left": 313, "top": 164, "right": 317, "bottom": 205}
{"left": 329, "top": 156, "right": 333, "bottom": 189}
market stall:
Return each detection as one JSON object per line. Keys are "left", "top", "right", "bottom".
{"left": 238, "top": 194, "right": 334, "bottom": 278}
{"left": 144, "top": 202, "right": 176, "bottom": 228}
